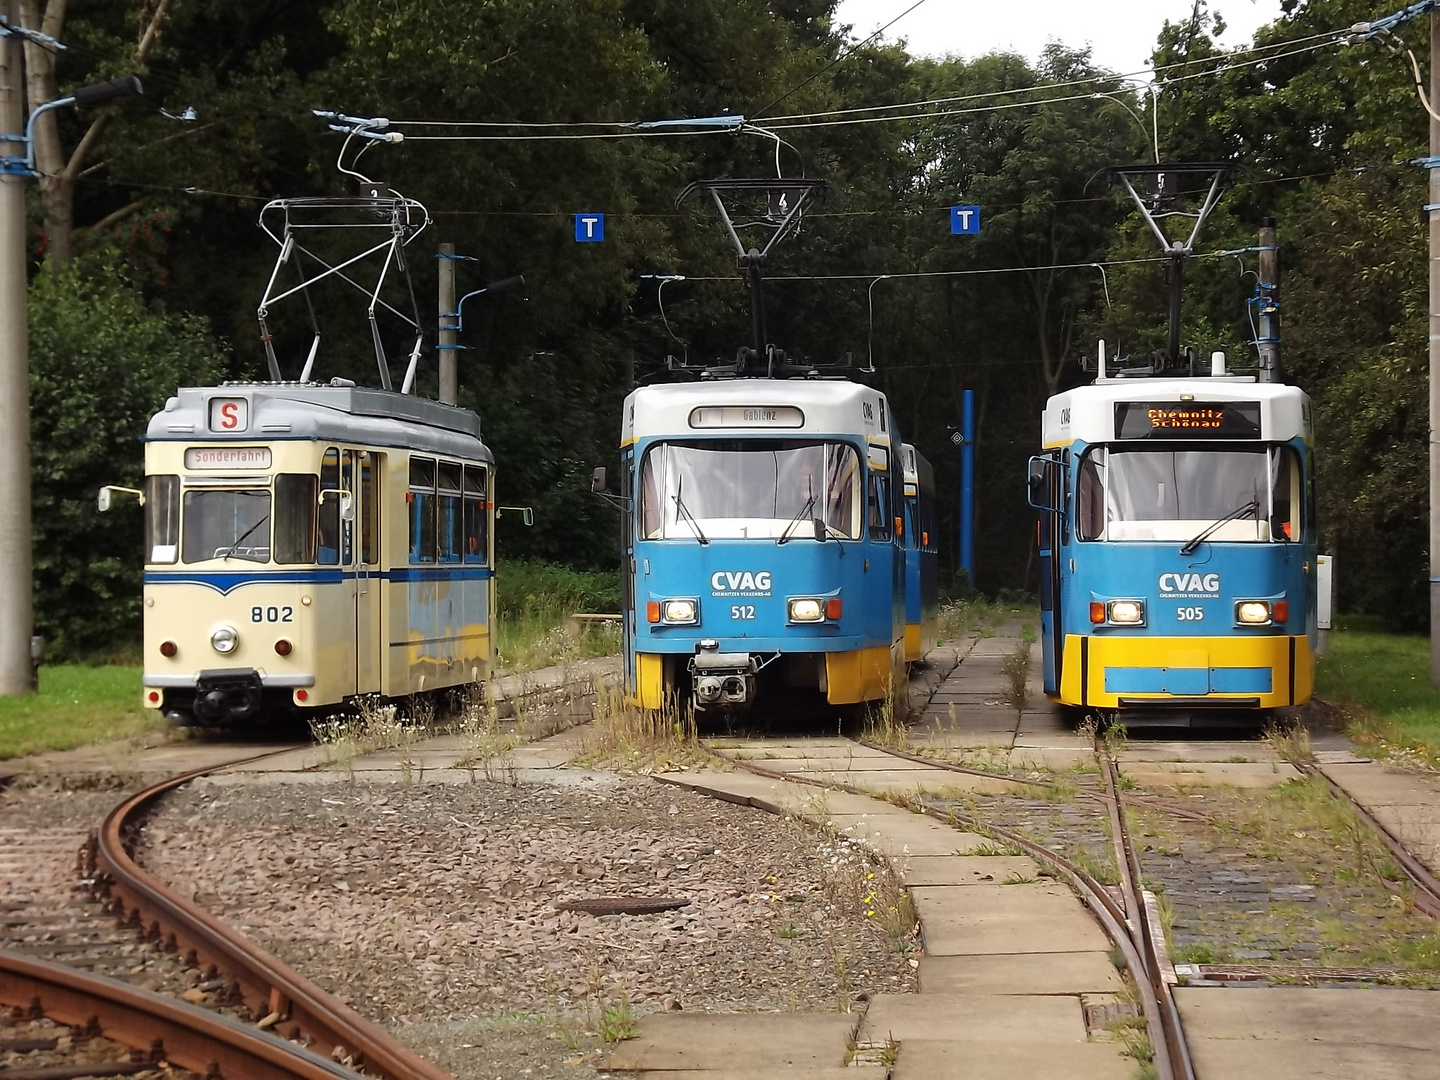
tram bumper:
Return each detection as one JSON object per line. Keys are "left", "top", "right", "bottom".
{"left": 191, "top": 668, "right": 265, "bottom": 724}
{"left": 689, "top": 646, "right": 757, "bottom": 708}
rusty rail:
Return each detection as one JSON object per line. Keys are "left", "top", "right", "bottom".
{"left": 0, "top": 950, "right": 360, "bottom": 1080}
{"left": 93, "top": 752, "right": 452, "bottom": 1080}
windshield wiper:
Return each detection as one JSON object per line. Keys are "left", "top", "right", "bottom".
{"left": 672, "top": 479, "right": 709, "bottom": 546}
{"left": 778, "top": 481, "right": 819, "bottom": 545}
{"left": 220, "top": 514, "right": 270, "bottom": 560}
{"left": 1179, "top": 499, "right": 1259, "bottom": 556}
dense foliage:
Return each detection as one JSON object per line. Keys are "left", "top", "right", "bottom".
{"left": 15, "top": 0, "right": 1437, "bottom": 654}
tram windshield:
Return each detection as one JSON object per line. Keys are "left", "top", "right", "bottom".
{"left": 182, "top": 488, "right": 271, "bottom": 562}
{"left": 639, "top": 440, "right": 862, "bottom": 540}
{"left": 1077, "top": 445, "right": 1300, "bottom": 543}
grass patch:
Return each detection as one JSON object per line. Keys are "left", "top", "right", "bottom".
{"left": 0, "top": 664, "right": 158, "bottom": 760}
{"left": 1316, "top": 628, "right": 1440, "bottom": 762}
{"left": 495, "top": 559, "right": 621, "bottom": 673}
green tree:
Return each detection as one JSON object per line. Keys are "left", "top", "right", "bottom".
{"left": 28, "top": 253, "right": 225, "bottom": 658}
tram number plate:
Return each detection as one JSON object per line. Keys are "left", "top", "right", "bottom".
{"left": 251, "top": 606, "right": 295, "bottom": 623}
{"left": 731, "top": 605, "right": 756, "bottom": 620}
{"left": 1176, "top": 606, "right": 1205, "bottom": 622}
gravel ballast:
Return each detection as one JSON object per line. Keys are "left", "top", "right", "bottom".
{"left": 138, "top": 773, "right": 919, "bottom": 1078}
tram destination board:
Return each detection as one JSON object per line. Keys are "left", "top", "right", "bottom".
{"left": 1115, "top": 400, "right": 1261, "bottom": 439}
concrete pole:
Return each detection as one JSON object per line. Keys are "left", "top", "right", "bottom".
{"left": 1431, "top": 13, "right": 1440, "bottom": 686}
{"left": 0, "top": 0, "right": 35, "bottom": 696}
{"left": 437, "top": 242, "right": 458, "bottom": 405}
{"left": 1257, "top": 218, "right": 1280, "bottom": 384}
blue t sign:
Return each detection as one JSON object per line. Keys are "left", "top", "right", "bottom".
{"left": 575, "top": 213, "right": 605, "bottom": 242}
{"left": 950, "top": 205, "right": 981, "bottom": 235}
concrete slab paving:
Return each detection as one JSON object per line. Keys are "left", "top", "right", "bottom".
{"left": 889, "top": 1040, "right": 1134, "bottom": 1079}
{"left": 601, "top": 1012, "right": 858, "bottom": 1072}
{"left": 824, "top": 814, "right": 995, "bottom": 857}
{"left": 913, "top": 883, "right": 1113, "bottom": 955}
{"left": 1176, "top": 986, "right": 1440, "bottom": 1079}
{"left": 840, "top": 771, "right": 1027, "bottom": 798}
{"left": 899, "top": 855, "right": 1042, "bottom": 887}
{"left": 919, "top": 951, "right": 1123, "bottom": 995}
{"left": 624, "top": 1072, "right": 885, "bottom": 1080}
{"left": 857, "top": 991, "right": 1087, "bottom": 1044}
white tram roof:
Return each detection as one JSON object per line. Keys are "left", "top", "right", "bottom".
{"left": 146, "top": 382, "right": 492, "bottom": 462}
{"left": 1042, "top": 376, "right": 1311, "bottom": 448}
{"left": 622, "top": 379, "right": 893, "bottom": 446}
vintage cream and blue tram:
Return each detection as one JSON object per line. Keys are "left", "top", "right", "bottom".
{"left": 612, "top": 378, "right": 906, "bottom": 716}
{"left": 1028, "top": 367, "right": 1316, "bottom": 720}
{"left": 133, "top": 382, "right": 494, "bottom": 726}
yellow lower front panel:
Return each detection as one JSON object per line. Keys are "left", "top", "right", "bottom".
{"left": 1057, "top": 634, "right": 1314, "bottom": 709}
{"left": 826, "top": 646, "right": 893, "bottom": 705}
{"left": 634, "top": 653, "right": 667, "bottom": 710}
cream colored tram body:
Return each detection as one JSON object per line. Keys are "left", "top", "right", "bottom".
{"left": 140, "top": 383, "right": 494, "bottom": 726}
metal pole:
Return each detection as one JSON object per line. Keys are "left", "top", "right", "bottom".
{"left": 437, "top": 242, "right": 457, "bottom": 405}
{"left": 0, "top": 0, "right": 34, "bottom": 695}
{"left": 1257, "top": 217, "right": 1280, "bottom": 383}
{"left": 1431, "top": 12, "right": 1440, "bottom": 686}
{"left": 959, "top": 388, "right": 975, "bottom": 585}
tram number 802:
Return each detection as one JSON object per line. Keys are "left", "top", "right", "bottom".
{"left": 251, "top": 606, "right": 295, "bottom": 623}
{"left": 1176, "top": 606, "right": 1205, "bottom": 622}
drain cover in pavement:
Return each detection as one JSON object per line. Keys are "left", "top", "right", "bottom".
{"left": 1084, "top": 1001, "right": 1140, "bottom": 1034}
{"left": 554, "top": 897, "right": 691, "bottom": 916}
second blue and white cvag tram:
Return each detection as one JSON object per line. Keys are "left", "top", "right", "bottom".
{"left": 901, "top": 443, "right": 939, "bottom": 663}
{"left": 1028, "top": 354, "right": 1316, "bottom": 721}
{"left": 608, "top": 377, "right": 907, "bottom": 716}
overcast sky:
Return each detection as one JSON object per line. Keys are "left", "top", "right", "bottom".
{"left": 831, "top": 0, "right": 1288, "bottom": 79}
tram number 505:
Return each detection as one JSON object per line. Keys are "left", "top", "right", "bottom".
{"left": 252, "top": 606, "right": 295, "bottom": 623}
{"left": 731, "top": 605, "right": 756, "bottom": 620}
{"left": 1176, "top": 606, "right": 1205, "bottom": 622}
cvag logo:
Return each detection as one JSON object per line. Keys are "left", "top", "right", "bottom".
{"left": 1158, "top": 572, "right": 1220, "bottom": 596}
{"left": 711, "top": 570, "right": 772, "bottom": 596}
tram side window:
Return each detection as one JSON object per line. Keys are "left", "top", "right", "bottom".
{"left": 1271, "top": 447, "right": 1301, "bottom": 541}
{"left": 438, "top": 461, "right": 463, "bottom": 563}
{"left": 868, "top": 471, "right": 891, "bottom": 541}
{"left": 273, "top": 474, "right": 317, "bottom": 563}
{"left": 463, "top": 465, "right": 488, "bottom": 564}
{"left": 144, "top": 475, "right": 179, "bottom": 564}
{"left": 1077, "top": 453, "right": 1105, "bottom": 541}
{"left": 318, "top": 448, "right": 341, "bottom": 565}
{"left": 361, "top": 452, "right": 379, "bottom": 566}
{"left": 409, "top": 457, "right": 437, "bottom": 563}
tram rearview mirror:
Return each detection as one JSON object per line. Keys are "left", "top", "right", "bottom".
{"left": 97, "top": 485, "right": 145, "bottom": 512}
{"left": 97, "top": 488, "right": 112, "bottom": 512}
{"left": 318, "top": 488, "right": 355, "bottom": 520}
{"left": 590, "top": 466, "right": 607, "bottom": 494}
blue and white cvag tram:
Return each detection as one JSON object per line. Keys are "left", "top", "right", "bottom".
{"left": 121, "top": 382, "right": 495, "bottom": 726}
{"left": 607, "top": 378, "right": 907, "bottom": 716}
{"left": 1028, "top": 360, "right": 1316, "bottom": 721}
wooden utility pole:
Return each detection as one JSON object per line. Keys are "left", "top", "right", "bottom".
{"left": 0, "top": 0, "right": 35, "bottom": 696}
{"left": 438, "top": 242, "right": 458, "bottom": 405}
{"left": 1431, "top": 12, "right": 1440, "bottom": 686}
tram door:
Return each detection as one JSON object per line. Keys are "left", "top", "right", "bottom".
{"left": 1028, "top": 452, "right": 1064, "bottom": 694}
{"left": 620, "top": 448, "right": 635, "bottom": 695}
{"left": 351, "top": 451, "right": 383, "bottom": 694}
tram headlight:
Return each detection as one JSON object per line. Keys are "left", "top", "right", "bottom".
{"left": 210, "top": 625, "right": 239, "bottom": 654}
{"left": 1236, "top": 601, "right": 1272, "bottom": 625}
{"left": 661, "top": 599, "right": 698, "bottom": 625}
{"left": 1107, "top": 600, "right": 1145, "bottom": 625}
{"left": 788, "top": 598, "right": 824, "bottom": 623}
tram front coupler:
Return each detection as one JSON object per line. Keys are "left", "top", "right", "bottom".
{"left": 689, "top": 641, "right": 758, "bottom": 707}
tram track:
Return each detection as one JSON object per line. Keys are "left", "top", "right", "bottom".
{"left": 717, "top": 737, "right": 1193, "bottom": 1080}
{"left": 2, "top": 750, "right": 453, "bottom": 1080}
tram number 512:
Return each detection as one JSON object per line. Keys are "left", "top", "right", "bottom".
{"left": 1176, "top": 606, "right": 1204, "bottom": 622}
{"left": 731, "top": 605, "right": 756, "bottom": 620}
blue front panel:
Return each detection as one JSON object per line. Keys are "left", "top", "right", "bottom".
{"left": 632, "top": 537, "right": 895, "bottom": 654}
